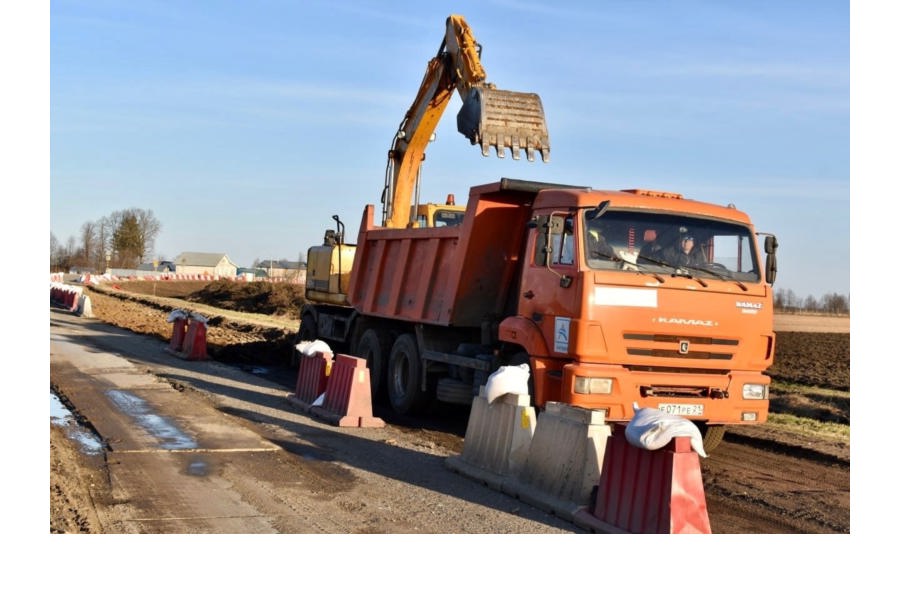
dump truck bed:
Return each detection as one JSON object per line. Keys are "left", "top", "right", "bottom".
{"left": 348, "top": 180, "right": 543, "bottom": 327}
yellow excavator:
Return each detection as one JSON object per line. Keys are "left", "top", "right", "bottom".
{"left": 304, "top": 14, "right": 549, "bottom": 312}
{"left": 380, "top": 13, "right": 551, "bottom": 229}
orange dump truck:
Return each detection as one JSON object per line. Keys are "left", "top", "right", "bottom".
{"left": 300, "top": 178, "right": 778, "bottom": 451}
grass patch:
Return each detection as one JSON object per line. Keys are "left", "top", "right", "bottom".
{"left": 767, "top": 412, "right": 849, "bottom": 441}
{"left": 770, "top": 381, "right": 849, "bottom": 399}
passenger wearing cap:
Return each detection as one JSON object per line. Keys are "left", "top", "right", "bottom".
{"left": 662, "top": 232, "right": 704, "bottom": 268}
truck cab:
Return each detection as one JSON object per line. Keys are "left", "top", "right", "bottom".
{"left": 503, "top": 186, "right": 777, "bottom": 445}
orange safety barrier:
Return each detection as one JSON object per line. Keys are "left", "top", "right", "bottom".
{"left": 290, "top": 351, "right": 333, "bottom": 413}
{"left": 310, "top": 354, "right": 384, "bottom": 428}
{"left": 574, "top": 429, "right": 711, "bottom": 534}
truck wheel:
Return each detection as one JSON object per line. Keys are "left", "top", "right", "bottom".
{"left": 292, "top": 317, "right": 318, "bottom": 367}
{"left": 436, "top": 377, "right": 476, "bottom": 405}
{"left": 507, "top": 351, "right": 537, "bottom": 407}
{"left": 387, "top": 334, "right": 427, "bottom": 415}
{"left": 298, "top": 318, "right": 316, "bottom": 341}
{"left": 699, "top": 424, "right": 726, "bottom": 453}
{"left": 355, "top": 328, "right": 391, "bottom": 404}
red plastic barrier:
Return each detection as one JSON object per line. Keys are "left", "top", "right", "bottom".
{"left": 581, "top": 429, "right": 710, "bottom": 534}
{"left": 178, "top": 319, "right": 208, "bottom": 361}
{"left": 67, "top": 289, "right": 80, "bottom": 311}
{"left": 311, "top": 354, "right": 384, "bottom": 428}
{"left": 291, "top": 351, "right": 333, "bottom": 411}
{"left": 168, "top": 317, "right": 188, "bottom": 352}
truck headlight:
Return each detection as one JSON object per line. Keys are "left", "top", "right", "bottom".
{"left": 742, "top": 383, "right": 768, "bottom": 400}
{"left": 574, "top": 377, "right": 613, "bottom": 395}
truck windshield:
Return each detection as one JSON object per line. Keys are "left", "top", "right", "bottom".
{"left": 584, "top": 210, "right": 761, "bottom": 283}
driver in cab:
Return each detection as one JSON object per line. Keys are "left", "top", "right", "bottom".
{"left": 661, "top": 233, "right": 704, "bottom": 268}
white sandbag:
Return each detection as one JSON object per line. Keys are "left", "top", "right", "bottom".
{"left": 166, "top": 309, "right": 189, "bottom": 322}
{"left": 484, "top": 363, "right": 530, "bottom": 404}
{"left": 625, "top": 404, "right": 708, "bottom": 458}
{"left": 189, "top": 312, "right": 209, "bottom": 324}
{"left": 295, "top": 339, "right": 332, "bottom": 357}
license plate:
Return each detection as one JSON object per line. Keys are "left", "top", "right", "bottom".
{"left": 657, "top": 403, "right": 704, "bottom": 416}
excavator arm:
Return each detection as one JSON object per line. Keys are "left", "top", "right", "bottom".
{"left": 381, "top": 14, "right": 550, "bottom": 229}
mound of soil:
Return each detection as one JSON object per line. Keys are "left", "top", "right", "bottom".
{"left": 87, "top": 280, "right": 302, "bottom": 368}
{"left": 108, "top": 280, "right": 307, "bottom": 319}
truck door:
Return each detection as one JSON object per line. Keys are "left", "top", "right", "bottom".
{"left": 519, "top": 213, "right": 579, "bottom": 356}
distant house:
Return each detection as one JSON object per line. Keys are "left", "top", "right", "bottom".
{"left": 137, "top": 260, "right": 175, "bottom": 273}
{"left": 172, "top": 252, "right": 238, "bottom": 278}
{"left": 258, "top": 259, "right": 307, "bottom": 282}
{"left": 236, "top": 267, "right": 268, "bottom": 280}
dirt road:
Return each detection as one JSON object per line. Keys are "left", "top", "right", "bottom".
{"left": 51, "top": 308, "right": 580, "bottom": 533}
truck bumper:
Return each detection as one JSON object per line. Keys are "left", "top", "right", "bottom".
{"left": 545, "top": 362, "right": 770, "bottom": 425}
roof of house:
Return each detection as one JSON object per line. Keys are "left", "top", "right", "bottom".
{"left": 137, "top": 261, "right": 174, "bottom": 272}
{"left": 174, "top": 252, "right": 235, "bottom": 267}
{"left": 260, "top": 260, "right": 306, "bottom": 269}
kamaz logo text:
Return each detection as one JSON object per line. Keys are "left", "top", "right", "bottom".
{"left": 656, "top": 317, "right": 716, "bottom": 327}
{"left": 736, "top": 301, "right": 763, "bottom": 309}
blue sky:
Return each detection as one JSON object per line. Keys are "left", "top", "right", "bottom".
{"left": 46, "top": 0, "right": 849, "bottom": 299}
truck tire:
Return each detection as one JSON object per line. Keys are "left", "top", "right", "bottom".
{"left": 507, "top": 351, "right": 536, "bottom": 407}
{"left": 436, "top": 377, "right": 476, "bottom": 405}
{"left": 387, "top": 333, "right": 428, "bottom": 415}
{"left": 355, "top": 328, "right": 391, "bottom": 404}
{"left": 298, "top": 318, "right": 317, "bottom": 341}
{"left": 291, "top": 316, "right": 318, "bottom": 367}
{"left": 699, "top": 424, "right": 726, "bottom": 453}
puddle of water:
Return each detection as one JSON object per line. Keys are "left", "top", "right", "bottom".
{"left": 187, "top": 460, "right": 209, "bottom": 476}
{"left": 50, "top": 392, "right": 105, "bottom": 455}
{"left": 241, "top": 365, "right": 270, "bottom": 376}
{"left": 106, "top": 389, "right": 198, "bottom": 450}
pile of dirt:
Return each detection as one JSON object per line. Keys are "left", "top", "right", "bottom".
{"left": 87, "top": 281, "right": 301, "bottom": 368}
{"left": 107, "top": 280, "right": 307, "bottom": 319}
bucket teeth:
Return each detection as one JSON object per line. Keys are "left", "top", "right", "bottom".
{"left": 457, "top": 87, "right": 551, "bottom": 162}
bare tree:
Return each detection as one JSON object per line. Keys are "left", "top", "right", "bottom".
{"left": 79, "top": 221, "right": 97, "bottom": 270}
{"left": 803, "top": 295, "right": 820, "bottom": 312}
{"left": 50, "top": 232, "right": 62, "bottom": 272}
{"left": 784, "top": 289, "right": 798, "bottom": 312}
{"left": 822, "top": 293, "right": 850, "bottom": 315}
{"left": 94, "top": 217, "right": 112, "bottom": 272}
{"left": 136, "top": 208, "right": 161, "bottom": 261}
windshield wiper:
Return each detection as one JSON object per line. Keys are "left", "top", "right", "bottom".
{"left": 690, "top": 264, "right": 749, "bottom": 291}
{"left": 622, "top": 260, "right": 665, "bottom": 283}
{"left": 672, "top": 267, "right": 708, "bottom": 287}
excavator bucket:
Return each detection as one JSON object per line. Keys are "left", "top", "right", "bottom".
{"left": 456, "top": 87, "right": 550, "bottom": 162}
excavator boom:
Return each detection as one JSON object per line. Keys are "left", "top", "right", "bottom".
{"left": 382, "top": 14, "right": 550, "bottom": 229}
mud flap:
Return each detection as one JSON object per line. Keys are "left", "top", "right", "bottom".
{"left": 457, "top": 87, "right": 550, "bottom": 162}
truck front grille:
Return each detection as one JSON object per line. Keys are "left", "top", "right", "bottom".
{"left": 623, "top": 333, "right": 737, "bottom": 361}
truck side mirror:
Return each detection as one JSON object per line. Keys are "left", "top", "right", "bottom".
{"left": 530, "top": 216, "right": 552, "bottom": 266}
{"left": 764, "top": 235, "right": 778, "bottom": 284}
{"left": 585, "top": 200, "right": 610, "bottom": 221}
